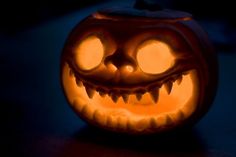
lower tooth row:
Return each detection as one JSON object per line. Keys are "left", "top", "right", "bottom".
{"left": 76, "top": 101, "right": 185, "bottom": 132}
{"left": 73, "top": 96, "right": 186, "bottom": 131}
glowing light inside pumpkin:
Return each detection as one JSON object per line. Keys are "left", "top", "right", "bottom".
{"left": 62, "top": 63, "right": 199, "bottom": 130}
{"left": 75, "top": 36, "right": 104, "bottom": 70}
{"left": 137, "top": 40, "right": 175, "bottom": 74}
{"left": 94, "top": 72, "right": 196, "bottom": 116}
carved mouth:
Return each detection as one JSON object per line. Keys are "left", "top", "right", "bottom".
{"left": 74, "top": 71, "right": 187, "bottom": 104}
{"left": 62, "top": 63, "right": 199, "bottom": 133}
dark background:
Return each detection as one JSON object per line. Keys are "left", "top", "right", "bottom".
{"left": 1, "top": 0, "right": 236, "bottom": 157}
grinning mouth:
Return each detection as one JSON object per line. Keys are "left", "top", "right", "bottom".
{"left": 62, "top": 63, "right": 199, "bottom": 133}
{"left": 74, "top": 71, "right": 186, "bottom": 104}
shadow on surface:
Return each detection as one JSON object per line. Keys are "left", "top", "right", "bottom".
{"left": 57, "top": 126, "right": 208, "bottom": 157}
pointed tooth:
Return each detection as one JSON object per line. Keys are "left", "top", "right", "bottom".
{"left": 136, "top": 93, "right": 142, "bottom": 101}
{"left": 93, "top": 110, "right": 106, "bottom": 125}
{"left": 176, "top": 75, "right": 183, "bottom": 85}
{"left": 75, "top": 78, "right": 83, "bottom": 87}
{"left": 164, "top": 81, "right": 173, "bottom": 95}
{"left": 166, "top": 115, "right": 173, "bottom": 125}
{"left": 72, "top": 98, "right": 87, "bottom": 112}
{"left": 176, "top": 110, "right": 185, "bottom": 120}
{"left": 127, "top": 120, "right": 134, "bottom": 131}
{"left": 111, "top": 93, "right": 119, "bottom": 103}
{"left": 81, "top": 105, "right": 94, "bottom": 120}
{"left": 85, "top": 85, "right": 95, "bottom": 98}
{"left": 117, "top": 117, "right": 128, "bottom": 130}
{"left": 182, "top": 71, "right": 189, "bottom": 75}
{"left": 149, "top": 87, "right": 159, "bottom": 103}
{"left": 121, "top": 94, "right": 129, "bottom": 103}
{"left": 69, "top": 69, "right": 74, "bottom": 76}
{"left": 150, "top": 118, "right": 158, "bottom": 129}
{"left": 107, "top": 115, "right": 116, "bottom": 128}
{"left": 135, "top": 119, "right": 149, "bottom": 131}
{"left": 98, "top": 90, "right": 106, "bottom": 97}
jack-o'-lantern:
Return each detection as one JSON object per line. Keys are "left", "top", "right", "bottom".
{"left": 60, "top": 3, "right": 218, "bottom": 134}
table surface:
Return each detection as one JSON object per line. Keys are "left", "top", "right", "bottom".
{"left": 1, "top": 2, "right": 236, "bottom": 157}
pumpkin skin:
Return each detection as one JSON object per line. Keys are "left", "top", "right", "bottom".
{"left": 60, "top": 7, "right": 218, "bottom": 134}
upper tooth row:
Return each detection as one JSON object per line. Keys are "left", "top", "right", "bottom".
{"left": 75, "top": 72, "right": 184, "bottom": 104}
{"left": 77, "top": 79, "right": 160, "bottom": 103}
{"left": 71, "top": 66, "right": 186, "bottom": 103}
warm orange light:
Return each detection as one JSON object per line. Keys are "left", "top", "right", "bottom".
{"left": 137, "top": 40, "right": 175, "bottom": 74}
{"left": 62, "top": 63, "right": 199, "bottom": 131}
{"left": 95, "top": 71, "right": 196, "bottom": 116}
{"left": 75, "top": 36, "right": 104, "bottom": 70}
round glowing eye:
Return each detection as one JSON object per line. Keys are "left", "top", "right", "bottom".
{"left": 75, "top": 35, "right": 104, "bottom": 71}
{"left": 136, "top": 40, "right": 175, "bottom": 74}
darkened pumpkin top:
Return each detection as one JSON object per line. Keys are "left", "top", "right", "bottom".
{"left": 97, "top": 7, "right": 192, "bottom": 20}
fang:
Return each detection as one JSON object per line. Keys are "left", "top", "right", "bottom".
{"left": 164, "top": 81, "right": 173, "bottom": 95}
{"left": 149, "top": 87, "right": 159, "bottom": 103}
{"left": 136, "top": 93, "right": 143, "bottom": 101}
{"left": 76, "top": 79, "right": 83, "bottom": 87}
{"left": 121, "top": 94, "right": 129, "bottom": 103}
{"left": 176, "top": 75, "right": 183, "bottom": 85}
{"left": 85, "top": 85, "right": 95, "bottom": 98}
{"left": 111, "top": 94, "right": 119, "bottom": 103}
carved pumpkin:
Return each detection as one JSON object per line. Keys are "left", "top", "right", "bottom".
{"left": 60, "top": 5, "right": 218, "bottom": 134}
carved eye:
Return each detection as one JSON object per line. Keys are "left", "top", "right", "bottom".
{"left": 136, "top": 40, "right": 175, "bottom": 74}
{"left": 75, "top": 35, "right": 104, "bottom": 71}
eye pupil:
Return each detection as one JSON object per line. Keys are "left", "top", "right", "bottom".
{"left": 137, "top": 40, "right": 175, "bottom": 74}
{"left": 75, "top": 35, "right": 104, "bottom": 70}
